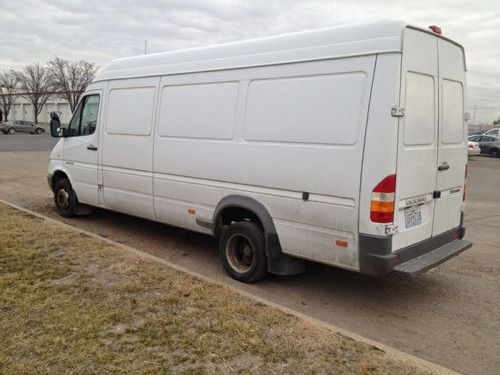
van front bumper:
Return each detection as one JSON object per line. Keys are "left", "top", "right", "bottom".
{"left": 359, "top": 226, "right": 471, "bottom": 277}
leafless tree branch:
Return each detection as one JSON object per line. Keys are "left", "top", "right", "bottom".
{"left": 48, "top": 57, "right": 97, "bottom": 112}
{"left": 13, "top": 63, "right": 53, "bottom": 124}
{"left": 0, "top": 71, "right": 18, "bottom": 122}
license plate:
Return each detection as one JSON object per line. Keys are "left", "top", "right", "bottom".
{"left": 404, "top": 207, "right": 422, "bottom": 228}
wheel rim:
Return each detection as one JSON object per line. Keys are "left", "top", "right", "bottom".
{"left": 56, "top": 188, "right": 70, "bottom": 210}
{"left": 226, "top": 233, "right": 255, "bottom": 273}
{"left": 8, "top": 128, "right": 14, "bottom": 134}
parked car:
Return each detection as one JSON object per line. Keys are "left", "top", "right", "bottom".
{"left": 467, "top": 140, "right": 481, "bottom": 155}
{"left": 479, "top": 138, "right": 500, "bottom": 158}
{"left": 468, "top": 135, "right": 498, "bottom": 155}
{"left": 48, "top": 21, "right": 471, "bottom": 283}
{"left": 0, "top": 120, "right": 45, "bottom": 135}
{"left": 482, "top": 128, "right": 499, "bottom": 138}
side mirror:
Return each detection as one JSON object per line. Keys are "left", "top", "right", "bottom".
{"left": 49, "top": 112, "right": 67, "bottom": 137}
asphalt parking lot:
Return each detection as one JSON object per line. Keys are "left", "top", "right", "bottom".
{"left": 0, "top": 135, "right": 499, "bottom": 374}
{"left": 0, "top": 132, "right": 58, "bottom": 151}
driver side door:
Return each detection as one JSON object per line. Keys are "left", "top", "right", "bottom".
{"left": 62, "top": 90, "right": 102, "bottom": 206}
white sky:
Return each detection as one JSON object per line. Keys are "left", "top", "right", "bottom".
{"left": 0, "top": 0, "right": 499, "bottom": 122}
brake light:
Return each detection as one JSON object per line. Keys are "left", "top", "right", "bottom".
{"left": 429, "top": 25, "right": 442, "bottom": 34}
{"left": 370, "top": 174, "right": 396, "bottom": 223}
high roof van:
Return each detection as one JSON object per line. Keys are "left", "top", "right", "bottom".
{"left": 48, "top": 20, "right": 472, "bottom": 282}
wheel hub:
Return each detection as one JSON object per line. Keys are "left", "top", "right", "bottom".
{"left": 56, "top": 189, "right": 70, "bottom": 209}
{"left": 226, "top": 234, "right": 255, "bottom": 273}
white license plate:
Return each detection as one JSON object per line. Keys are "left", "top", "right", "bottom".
{"left": 404, "top": 207, "right": 422, "bottom": 228}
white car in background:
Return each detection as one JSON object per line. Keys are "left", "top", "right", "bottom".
{"left": 467, "top": 139, "right": 481, "bottom": 155}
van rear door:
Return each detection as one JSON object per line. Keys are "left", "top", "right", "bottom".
{"left": 393, "top": 28, "right": 439, "bottom": 250}
{"left": 392, "top": 28, "right": 466, "bottom": 251}
{"left": 432, "top": 38, "right": 467, "bottom": 236}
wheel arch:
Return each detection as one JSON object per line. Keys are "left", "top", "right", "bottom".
{"left": 212, "top": 195, "right": 306, "bottom": 275}
{"left": 49, "top": 169, "right": 71, "bottom": 192}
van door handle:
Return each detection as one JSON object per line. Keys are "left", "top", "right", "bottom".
{"left": 438, "top": 162, "right": 450, "bottom": 171}
{"left": 87, "top": 145, "right": 98, "bottom": 151}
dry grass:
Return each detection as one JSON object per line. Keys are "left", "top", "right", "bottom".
{"left": 0, "top": 204, "right": 426, "bottom": 374}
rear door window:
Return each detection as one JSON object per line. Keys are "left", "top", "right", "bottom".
{"left": 441, "top": 79, "right": 464, "bottom": 144}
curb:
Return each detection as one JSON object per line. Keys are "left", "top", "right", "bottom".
{"left": 0, "top": 198, "right": 458, "bottom": 375}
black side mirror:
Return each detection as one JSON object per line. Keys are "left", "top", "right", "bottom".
{"left": 49, "top": 112, "right": 66, "bottom": 137}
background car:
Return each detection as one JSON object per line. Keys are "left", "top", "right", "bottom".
{"left": 467, "top": 140, "right": 481, "bottom": 155}
{"left": 468, "top": 134, "right": 498, "bottom": 155}
{"left": 0, "top": 120, "right": 45, "bottom": 135}
{"left": 479, "top": 138, "right": 500, "bottom": 158}
{"left": 482, "top": 127, "right": 499, "bottom": 138}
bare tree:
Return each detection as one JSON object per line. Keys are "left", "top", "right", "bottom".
{"left": 0, "top": 71, "right": 18, "bottom": 122}
{"left": 14, "top": 63, "right": 53, "bottom": 124}
{"left": 48, "top": 57, "right": 97, "bottom": 112}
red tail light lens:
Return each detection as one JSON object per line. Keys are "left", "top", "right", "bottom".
{"left": 370, "top": 174, "right": 396, "bottom": 223}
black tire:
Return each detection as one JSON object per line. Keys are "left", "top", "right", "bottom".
{"left": 218, "top": 221, "right": 268, "bottom": 283}
{"left": 490, "top": 148, "right": 500, "bottom": 158}
{"left": 8, "top": 128, "right": 15, "bottom": 135}
{"left": 53, "top": 178, "right": 77, "bottom": 217}
{"left": 36, "top": 128, "right": 43, "bottom": 134}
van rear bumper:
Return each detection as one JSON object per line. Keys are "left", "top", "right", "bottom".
{"left": 359, "top": 227, "right": 471, "bottom": 277}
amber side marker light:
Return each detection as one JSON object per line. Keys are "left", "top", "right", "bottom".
{"left": 188, "top": 208, "right": 196, "bottom": 215}
{"left": 335, "top": 240, "right": 348, "bottom": 247}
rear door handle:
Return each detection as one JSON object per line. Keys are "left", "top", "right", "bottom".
{"left": 438, "top": 162, "right": 450, "bottom": 171}
{"left": 87, "top": 145, "right": 98, "bottom": 151}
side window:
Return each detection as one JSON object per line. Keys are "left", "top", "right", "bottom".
{"left": 67, "top": 94, "right": 100, "bottom": 137}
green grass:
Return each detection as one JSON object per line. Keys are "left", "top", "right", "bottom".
{"left": 0, "top": 204, "right": 426, "bottom": 374}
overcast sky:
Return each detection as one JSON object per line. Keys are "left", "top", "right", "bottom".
{"left": 1, "top": 0, "right": 498, "bottom": 121}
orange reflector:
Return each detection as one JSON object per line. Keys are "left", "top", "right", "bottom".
{"left": 335, "top": 240, "right": 348, "bottom": 247}
{"left": 187, "top": 208, "right": 196, "bottom": 215}
{"left": 370, "top": 200, "right": 395, "bottom": 213}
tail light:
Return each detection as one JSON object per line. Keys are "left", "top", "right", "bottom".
{"left": 463, "top": 164, "right": 467, "bottom": 201}
{"left": 370, "top": 174, "right": 396, "bottom": 223}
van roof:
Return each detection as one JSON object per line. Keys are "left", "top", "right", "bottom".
{"left": 94, "top": 20, "right": 463, "bottom": 82}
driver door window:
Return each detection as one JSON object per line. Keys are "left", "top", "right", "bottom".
{"left": 67, "top": 94, "right": 100, "bottom": 137}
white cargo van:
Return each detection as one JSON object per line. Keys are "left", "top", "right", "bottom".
{"left": 48, "top": 20, "right": 472, "bottom": 282}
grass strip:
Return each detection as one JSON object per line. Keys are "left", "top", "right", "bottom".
{"left": 0, "top": 203, "right": 426, "bottom": 374}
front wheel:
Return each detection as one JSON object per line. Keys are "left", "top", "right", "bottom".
{"left": 36, "top": 128, "right": 43, "bottom": 134}
{"left": 490, "top": 148, "right": 500, "bottom": 158}
{"left": 219, "top": 221, "right": 268, "bottom": 283}
{"left": 54, "top": 178, "right": 78, "bottom": 217}
{"left": 8, "top": 128, "right": 15, "bottom": 135}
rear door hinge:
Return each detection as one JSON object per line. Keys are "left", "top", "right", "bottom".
{"left": 391, "top": 106, "right": 405, "bottom": 117}
{"left": 385, "top": 224, "right": 399, "bottom": 235}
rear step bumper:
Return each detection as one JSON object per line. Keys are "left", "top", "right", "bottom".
{"left": 392, "top": 239, "right": 472, "bottom": 277}
{"left": 358, "top": 227, "right": 472, "bottom": 277}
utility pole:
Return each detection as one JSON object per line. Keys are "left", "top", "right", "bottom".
{"left": 144, "top": 40, "right": 148, "bottom": 55}
{"left": 472, "top": 105, "right": 477, "bottom": 125}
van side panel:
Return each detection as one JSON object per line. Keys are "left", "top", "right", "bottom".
{"left": 101, "top": 77, "right": 160, "bottom": 220}
{"left": 153, "top": 56, "right": 375, "bottom": 269}
{"left": 358, "top": 53, "right": 401, "bottom": 237}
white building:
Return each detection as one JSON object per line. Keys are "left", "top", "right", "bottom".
{"left": 3, "top": 94, "right": 72, "bottom": 124}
